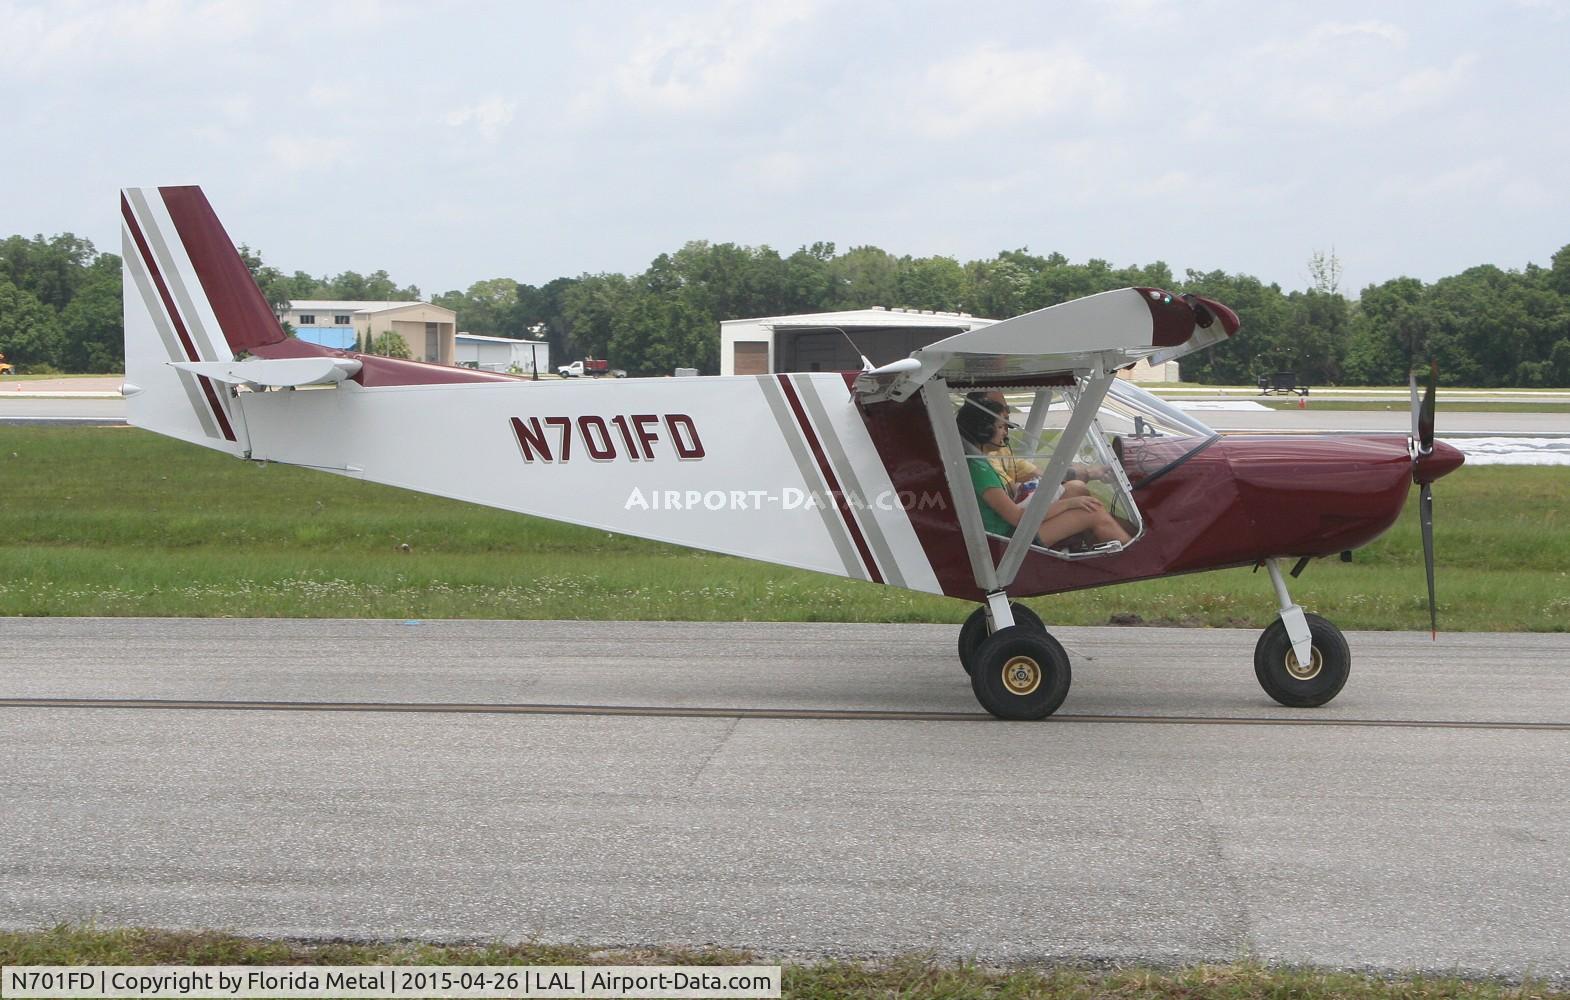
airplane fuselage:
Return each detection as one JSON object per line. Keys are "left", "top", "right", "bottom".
{"left": 858, "top": 387, "right": 1465, "bottom": 600}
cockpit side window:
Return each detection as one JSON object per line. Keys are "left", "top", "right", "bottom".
{"left": 952, "top": 383, "right": 1146, "bottom": 559}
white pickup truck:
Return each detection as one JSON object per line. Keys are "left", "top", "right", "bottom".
{"left": 557, "top": 358, "right": 627, "bottom": 378}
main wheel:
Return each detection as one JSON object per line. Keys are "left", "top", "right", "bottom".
{"left": 958, "top": 603, "right": 1045, "bottom": 674}
{"left": 1253, "top": 613, "right": 1351, "bottom": 707}
{"left": 970, "top": 627, "right": 1072, "bottom": 720}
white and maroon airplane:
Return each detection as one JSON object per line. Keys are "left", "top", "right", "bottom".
{"left": 121, "top": 186, "right": 1461, "bottom": 719}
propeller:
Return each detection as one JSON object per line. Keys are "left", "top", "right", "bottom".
{"left": 1409, "top": 362, "right": 1439, "bottom": 639}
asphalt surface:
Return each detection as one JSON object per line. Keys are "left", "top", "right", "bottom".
{"left": 3, "top": 618, "right": 1568, "bottom": 980}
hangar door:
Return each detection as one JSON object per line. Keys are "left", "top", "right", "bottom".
{"left": 733, "top": 341, "right": 769, "bottom": 376}
{"left": 775, "top": 327, "right": 954, "bottom": 373}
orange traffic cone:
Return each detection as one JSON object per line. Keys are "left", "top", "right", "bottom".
{"left": 1297, "top": 395, "right": 1307, "bottom": 410}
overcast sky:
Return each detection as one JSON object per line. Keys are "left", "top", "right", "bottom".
{"left": 3, "top": 0, "right": 1566, "bottom": 300}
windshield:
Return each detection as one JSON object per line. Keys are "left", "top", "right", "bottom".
{"left": 1103, "top": 379, "right": 1215, "bottom": 436}
{"left": 965, "top": 376, "right": 1216, "bottom": 506}
{"left": 1097, "top": 380, "right": 1217, "bottom": 488}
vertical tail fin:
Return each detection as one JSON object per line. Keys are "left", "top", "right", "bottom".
{"left": 120, "top": 185, "right": 290, "bottom": 453}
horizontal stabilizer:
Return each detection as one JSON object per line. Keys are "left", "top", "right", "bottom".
{"left": 170, "top": 357, "right": 363, "bottom": 387}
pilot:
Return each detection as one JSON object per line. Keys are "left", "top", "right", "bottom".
{"left": 958, "top": 397, "right": 1132, "bottom": 549}
{"left": 965, "top": 390, "right": 1107, "bottom": 502}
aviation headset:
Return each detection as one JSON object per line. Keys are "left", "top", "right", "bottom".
{"left": 957, "top": 395, "right": 1009, "bottom": 447}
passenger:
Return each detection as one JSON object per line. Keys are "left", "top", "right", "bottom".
{"left": 957, "top": 397, "right": 1133, "bottom": 549}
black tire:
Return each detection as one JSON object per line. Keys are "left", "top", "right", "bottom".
{"left": 970, "top": 627, "right": 1072, "bottom": 720}
{"left": 957, "top": 602, "right": 1045, "bottom": 674}
{"left": 1253, "top": 613, "right": 1351, "bottom": 708}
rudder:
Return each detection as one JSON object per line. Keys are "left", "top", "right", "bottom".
{"left": 120, "top": 186, "right": 287, "bottom": 453}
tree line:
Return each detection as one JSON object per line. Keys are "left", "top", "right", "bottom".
{"left": 4, "top": 229, "right": 1568, "bottom": 387}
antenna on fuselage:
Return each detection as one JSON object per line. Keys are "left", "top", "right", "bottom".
{"left": 816, "top": 326, "right": 872, "bottom": 371}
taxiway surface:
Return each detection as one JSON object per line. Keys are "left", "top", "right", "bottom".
{"left": 3, "top": 618, "right": 1568, "bottom": 979}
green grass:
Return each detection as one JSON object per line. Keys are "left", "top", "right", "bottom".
{"left": 3, "top": 927, "right": 1564, "bottom": 998}
{"left": 1, "top": 427, "right": 1566, "bottom": 630}
{"left": 0, "top": 372, "right": 120, "bottom": 381}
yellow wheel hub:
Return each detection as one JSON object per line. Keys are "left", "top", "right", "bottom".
{"left": 1001, "top": 655, "right": 1042, "bottom": 696}
{"left": 1284, "top": 645, "right": 1323, "bottom": 681}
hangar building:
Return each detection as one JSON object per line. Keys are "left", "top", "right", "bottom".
{"left": 719, "top": 307, "right": 990, "bottom": 376}
{"left": 718, "top": 306, "right": 1180, "bottom": 380}
{"left": 455, "top": 333, "right": 550, "bottom": 374}
{"left": 279, "top": 300, "right": 457, "bottom": 365}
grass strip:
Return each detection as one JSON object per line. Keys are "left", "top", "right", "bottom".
{"left": 2, "top": 427, "right": 1566, "bottom": 630}
{"left": 3, "top": 927, "right": 1565, "bottom": 998}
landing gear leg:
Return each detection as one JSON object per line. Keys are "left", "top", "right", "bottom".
{"left": 1255, "top": 559, "right": 1351, "bottom": 707}
{"left": 985, "top": 590, "right": 1016, "bottom": 631}
{"left": 1265, "top": 559, "right": 1314, "bottom": 670}
{"left": 958, "top": 593, "right": 1044, "bottom": 674}
{"left": 961, "top": 591, "right": 1070, "bottom": 720}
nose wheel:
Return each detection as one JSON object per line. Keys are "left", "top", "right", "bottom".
{"left": 1255, "top": 557, "right": 1351, "bottom": 707}
{"left": 1254, "top": 612, "right": 1350, "bottom": 707}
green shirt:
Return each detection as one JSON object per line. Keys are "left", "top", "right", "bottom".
{"left": 967, "top": 456, "right": 1015, "bottom": 537}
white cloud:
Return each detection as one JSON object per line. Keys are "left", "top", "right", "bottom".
{"left": 912, "top": 44, "right": 1125, "bottom": 138}
{"left": 1251, "top": 18, "right": 1407, "bottom": 62}
{"left": 306, "top": 82, "right": 359, "bottom": 109}
{"left": 1304, "top": 53, "right": 1475, "bottom": 123}
{"left": 1508, "top": 0, "right": 1569, "bottom": 18}
{"left": 1096, "top": 0, "right": 1184, "bottom": 29}
{"left": 265, "top": 135, "right": 349, "bottom": 173}
{"left": 577, "top": 0, "right": 819, "bottom": 115}
{"left": 0, "top": 0, "right": 260, "bottom": 77}
{"left": 1382, "top": 157, "right": 1555, "bottom": 209}
{"left": 1309, "top": 19, "right": 1408, "bottom": 47}
{"left": 444, "top": 98, "right": 518, "bottom": 141}
{"left": 1132, "top": 171, "right": 1196, "bottom": 198}
{"left": 1242, "top": 18, "right": 1475, "bottom": 127}
{"left": 739, "top": 151, "right": 813, "bottom": 193}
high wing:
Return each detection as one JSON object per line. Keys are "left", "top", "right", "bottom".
{"left": 852, "top": 287, "right": 1239, "bottom": 402}
{"left": 846, "top": 286, "right": 1240, "bottom": 605}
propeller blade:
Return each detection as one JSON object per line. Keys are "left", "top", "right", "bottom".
{"left": 1421, "top": 481, "right": 1437, "bottom": 640}
{"left": 1418, "top": 360, "right": 1437, "bottom": 454}
{"left": 1409, "top": 370, "right": 1420, "bottom": 447}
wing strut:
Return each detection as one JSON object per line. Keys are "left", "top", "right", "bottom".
{"left": 996, "top": 366, "right": 1117, "bottom": 587}
{"left": 921, "top": 378, "right": 1002, "bottom": 593}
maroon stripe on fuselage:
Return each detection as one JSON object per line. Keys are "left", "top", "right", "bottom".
{"left": 776, "top": 374, "right": 884, "bottom": 585}
{"left": 855, "top": 391, "right": 978, "bottom": 599}
{"left": 159, "top": 186, "right": 288, "bottom": 355}
{"left": 121, "top": 193, "right": 237, "bottom": 442}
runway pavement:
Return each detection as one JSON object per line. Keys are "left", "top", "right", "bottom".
{"left": 2, "top": 618, "right": 1568, "bottom": 980}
